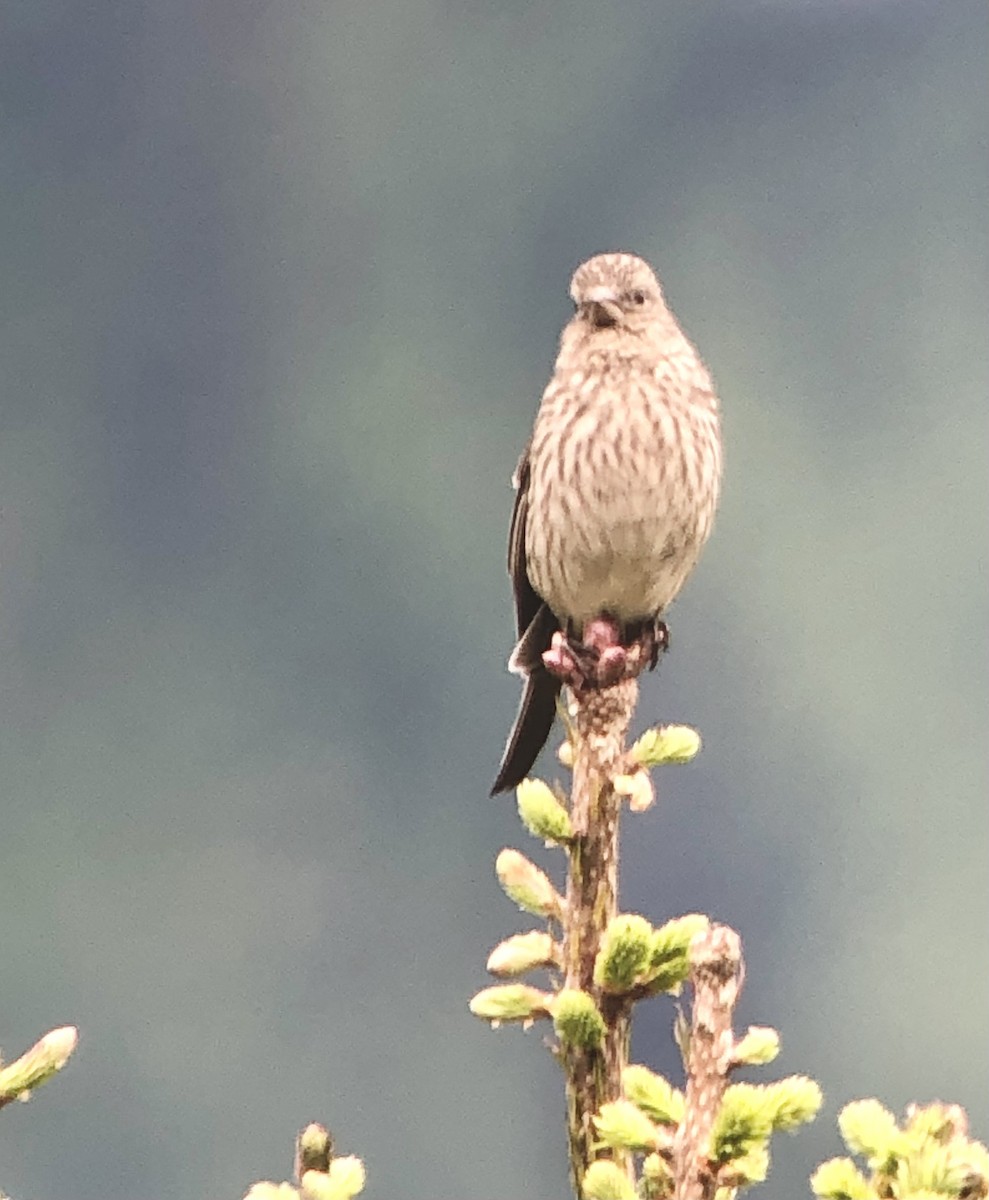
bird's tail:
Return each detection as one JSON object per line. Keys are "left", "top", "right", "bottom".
{"left": 491, "top": 603, "right": 562, "bottom": 795}
{"left": 490, "top": 667, "right": 561, "bottom": 796}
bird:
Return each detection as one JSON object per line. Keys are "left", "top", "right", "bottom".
{"left": 491, "top": 252, "right": 722, "bottom": 795}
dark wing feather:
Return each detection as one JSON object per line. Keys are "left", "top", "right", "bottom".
{"left": 492, "top": 445, "right": 562, "bottom": 795}
{"left": 508, "top": 448, "right": 543, "bottom": 640}
{"left": 490, "top": 669, "right": 560, "bottom": 795}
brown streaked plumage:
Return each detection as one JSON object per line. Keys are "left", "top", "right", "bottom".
{"left": 492, "top": 252, "right": 722, "bottom": 795}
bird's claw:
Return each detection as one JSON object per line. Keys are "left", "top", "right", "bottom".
{"left": 541, "top": 615, "right": 668, "bottom": 692}
{"left": 645, "top": 618, "right": 670, "bottom": 670}
{"left": 542, "top": 631, "right": 583, "bottom": 681}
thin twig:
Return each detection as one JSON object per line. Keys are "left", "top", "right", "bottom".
{"left": 562, "top": 678, "right": 638, "bottom": 1194}
{"left": 673, "top": 924, "right": 744, "bottom": 1200}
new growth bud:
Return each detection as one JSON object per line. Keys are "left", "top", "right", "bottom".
{"left": 551, "top": 989, "right": 606, "bottom": 1049}
{"left": 594, "top": 1099, "right": 661, "bottom": 1152}
{"left": 581, "top": 1159, "right": 638, "bottom": 1200}
{"left": 469, "top": 984, "right": 552, "bottom": 1024}
{"left": 244, "top": 1184, "right": 300, "bottom": 1200}
{"left": 732, "top": 1026, "right": 781, "bottom": 1066}
{"left": 0, "top": 1025, "right": 78, "bottom": 1107}
{"left": 613, "top": 771, "right": 656, "bottom": 813}
{"left": 622, "top": 1065, "right": 685, "bottom": 1126}
{"left": 486, "top": 930, "right": 558, "bottom": 977}
{"left": 594, "top": 914, "right": 656, "bottom": 992}
{"left": 630, "top": 725, "right": 702, "bottom": 768}
{"left": 516, "top": 779, "right": 573, "bottom": 843}
{"left": 495, "top": 848, "right": 562, "bottom": 918}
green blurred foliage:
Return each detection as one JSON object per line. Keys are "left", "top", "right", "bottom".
{"left": 1, "top": 2, "right": 985, "bottom": 1198}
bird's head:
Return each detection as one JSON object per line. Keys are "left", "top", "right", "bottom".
{"left": 568, "top": 252, "right": 667, "bottom": 334}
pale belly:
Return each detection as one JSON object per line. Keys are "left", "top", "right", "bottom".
{"left": 522, "top": 357, "right": 720, "bottom": 627}
{"left": 525, "top": 493, "right": 706, "bottom": 625}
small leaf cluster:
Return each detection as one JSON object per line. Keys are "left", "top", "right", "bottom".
{"left": 812, "top": 1100, "right": 988, "bottom": 1200}
{"left": 709, "top": 1077, "right": 823, "bottom": 1187}
{"left": 469, "top": 775, "right": 709, "bottom": 1042}
{"left": 468, "top": 801, "right": 563, "bottom": 1027}
{"left": 615, "top": 724, "right": 703, "bottom": 813}
{"left": 245, "top": 1124, "right": 366, "bottom": 1200}
{"left": 469, "top": 780, "right": 567, "bottom": 1031}
{"left": 587, "top": 1062, "right": 822, "bottom": 1198}
{"left": 594, "top": 913, "right": 710, "bottom": 997}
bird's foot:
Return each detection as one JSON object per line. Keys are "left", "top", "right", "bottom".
{"left": 541, "top": 631, "right": 593, "bottom": 689}
{"left": 542, "top": 615, "right": 668, "bottom": 692}
{"left": 582, "top": 617, "right": 630, "bottom": 686}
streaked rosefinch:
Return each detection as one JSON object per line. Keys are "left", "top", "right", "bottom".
{"left": 492, "top": 252, "right": 722, "bottom": 795}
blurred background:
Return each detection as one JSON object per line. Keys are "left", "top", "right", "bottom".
{"left": 1, "top": 1, "right": 986, "bottom": 1196}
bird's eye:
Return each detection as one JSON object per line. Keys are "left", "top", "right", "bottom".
{"left": 629, "top": 289, "right": 647, "bottom": 306}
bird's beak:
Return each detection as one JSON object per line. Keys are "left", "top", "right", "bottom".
{"left": 580, "top": 287, "right": 623, "bottom": 328}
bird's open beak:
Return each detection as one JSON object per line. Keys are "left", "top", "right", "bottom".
{"left": 580, "top": 286, "right": 623, "bottom": 328}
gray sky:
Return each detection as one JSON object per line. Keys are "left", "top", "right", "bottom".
{"left": 2, "top": 2, "right": 986, "bottom": 1197}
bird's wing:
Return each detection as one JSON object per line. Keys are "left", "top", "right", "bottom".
{"left": 508, "top": 446, "right": 543, "bottom": 641}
